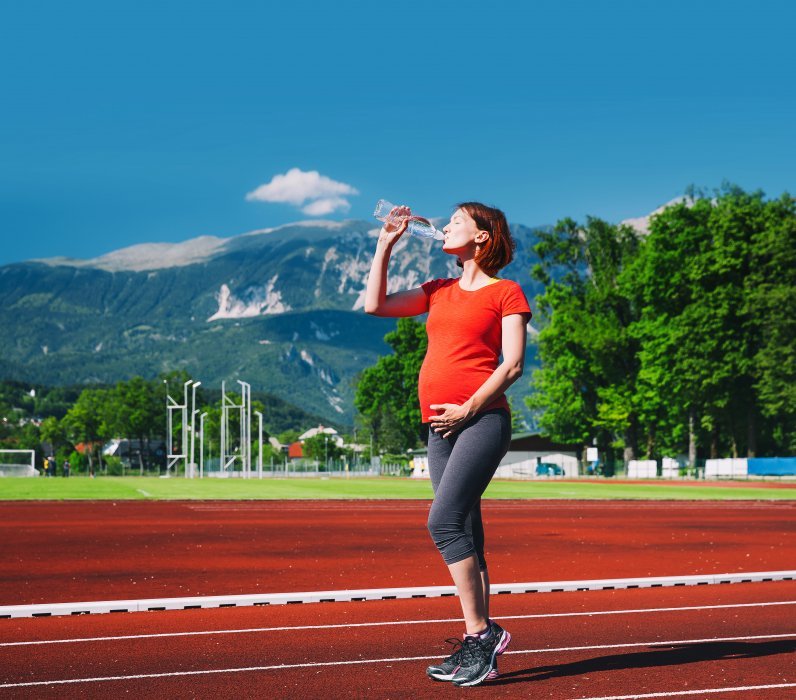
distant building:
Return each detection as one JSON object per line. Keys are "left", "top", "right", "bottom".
{"left": 288, "top": 442, "right": 304, "bottom": 460}
{"left": 506, "top": 432, "right": 580, "bottom": 455}
{"left": 268, "top": 436, "right": 284, "bottom": 452}
{"left": 103, "top": 439, "right": 167, "bottom": 470}
{"left": 298, "top": 425, "right": 344, "bottom": 447}
{"left": 497, "top": 432, "right": 581, "bottom": 478}
{"left": 410, "top": 432, "right": 581, "bottom": 480}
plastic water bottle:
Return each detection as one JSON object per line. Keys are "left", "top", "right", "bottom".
{"left": 373, "top": 199, "right": 444, "bottom": 241}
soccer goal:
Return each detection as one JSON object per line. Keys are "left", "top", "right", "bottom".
{"left": 0, "top": 450, "right": 37, "bottom": 477}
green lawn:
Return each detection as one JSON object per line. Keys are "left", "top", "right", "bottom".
{"left": 0, "top": 476, "right": 794, "bottom": 500}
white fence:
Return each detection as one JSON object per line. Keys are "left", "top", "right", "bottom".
{"left": 705, "top": 458, "right": 748, "bottom": 478}
{"left": 661, "top": 457, "right": 680, "bottom": 478}
{"left": 627, "top": 460, "right": 657, "bottom": 478}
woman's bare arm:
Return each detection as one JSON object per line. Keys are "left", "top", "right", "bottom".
{"left": 364, "top": 208, "right": 429, "bottom": 317}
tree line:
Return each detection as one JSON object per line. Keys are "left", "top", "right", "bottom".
{"left": 0, "top": 372, "right": 349, "bottom": 474}
{"left": 530, "top": 184, "right": 794, "bottom": 464}
{"left": 354, "top": 185, "right": 795, "bottom": 464}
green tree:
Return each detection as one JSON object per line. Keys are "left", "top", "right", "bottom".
{"left": 108, "top": 377, "right": 162, "bottom": 474}
{"left": 528, "top": 216, "right": 642, "bottom": 464}
{"left": 62, "top": 388, "right": 114, "bottom": 475}
{"left": 626, "top": 197, "right": 715, "bottom": 462}
{"left": 628, "top": 186, "right": 789, "bottom": 461}
{"left": 355, "top": 317, "right": 427, "bottom": 453}
{"left": 745, "top": 192, "right": 796, "bottom": 453}
{"left": 302, "top": 433, "right": 343, "bottom": 466}
{"left": 277, "top": 429, "right": 301, "bottom": 445}
{"left": 40, "top": 416, "right": 70, "bottom": 458}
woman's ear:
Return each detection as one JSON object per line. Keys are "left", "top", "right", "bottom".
{"left": 475, "top": 230, "right": 490, "bottom": 245}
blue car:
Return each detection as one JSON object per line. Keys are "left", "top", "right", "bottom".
{"left": 536, "top": 462, "right": 564, "bottom": 476}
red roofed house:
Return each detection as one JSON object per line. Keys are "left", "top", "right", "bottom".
{"left": 288, "top": 441, "right": 304, "bottom": 460}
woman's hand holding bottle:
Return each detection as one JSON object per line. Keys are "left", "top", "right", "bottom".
{"left": 378, "top": 204, "right": 411, "bottom": 246}
{"left": 374, "top": 199, "right": 444, "bottom": 242}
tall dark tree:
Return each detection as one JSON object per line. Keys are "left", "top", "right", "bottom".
{"left": 355, "top": 317, "right": 427, "bottom": 453}
{"left": 109, "top": 377, "right": 162, "bottom": 474}
{"left": 528, "top": 216, "right": 641, "bottom": 464}
{"left": 62, "top": 388, "right": 114, "bottom": 474}
{"left": 533, "top": 185, "right": 796, "bottom": 465}
{"left": 745, "top": 193, "right": 796, "bottom": 452}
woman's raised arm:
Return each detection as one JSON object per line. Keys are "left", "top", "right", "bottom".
{"left": 364, "top": 206, "right": 429, "bottom": 318}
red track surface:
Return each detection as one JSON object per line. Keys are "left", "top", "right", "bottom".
{"left": 1, "top": 500, "right": 795, "bottom": 605}
{"left": 1, "top": 500, "right": 795, "bottom": 698}
{"left": 1, "top": 583, "right": 795, "bottom": 698}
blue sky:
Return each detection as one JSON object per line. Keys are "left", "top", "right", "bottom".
{"left": 1, "top": 0, "right": 794, "bottom": 265}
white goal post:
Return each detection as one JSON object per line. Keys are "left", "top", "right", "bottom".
{"left": 0, "top": 450, "right": 37, "bottom": 477}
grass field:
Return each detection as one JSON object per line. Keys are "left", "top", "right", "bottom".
{"left": 0, "top": 476, "right": 795, "bottom": 500}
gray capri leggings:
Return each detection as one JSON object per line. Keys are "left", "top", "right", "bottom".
{"left": 426, "top": 409, "right": 512, "bottom": 571}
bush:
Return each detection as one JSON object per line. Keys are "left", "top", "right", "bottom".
{"left": 103, "top": 455, "right": 124, "bottom": 476}
{"left": 67, "top": 450, "right": 87, "bottom": 474}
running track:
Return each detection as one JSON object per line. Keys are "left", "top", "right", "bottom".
{"left": 1, "top": 498, "right": 795, "bottom": 697}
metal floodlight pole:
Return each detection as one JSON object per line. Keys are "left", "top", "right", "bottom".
{"left": 247, "top": 384, "right": 252, "bottom": 478}
{"left": 188, "top": 381, "right": 201, "bottom": 478}
{"left": 182, "top": 380, "right": 192, "bottom": 476}
{"left": 236, "top": 380, "right": 244, "bottom": 477}
{"left": 238, "top": 380, "right": 251, "bottom": 479}
{"left": 199, "top": 412, "right": 207, "bottom": 479}
{"left": 237, "top": 382, "right": 244, "bottom": 478}
{"left": 163, "top": 380, "right": 171, "bottom": 457}
{"left": 220, "top": 381, "right": 227, "bottom": 475}
{"left": 254, "top": 410, "right": 263, "bottom": 479}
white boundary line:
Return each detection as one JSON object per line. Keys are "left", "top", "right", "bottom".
{"left": 0, "top": 632, "right": 794, "bottom": 688}
{"left": 1, "top": 570, "right": 793, "bottom": 619}
{"left": 2, "top": 600, "right": 795, "bottom": 647}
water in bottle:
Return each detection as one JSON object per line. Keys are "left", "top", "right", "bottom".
{"left": 373, "top": 199, "right": 444, "bottom": 241}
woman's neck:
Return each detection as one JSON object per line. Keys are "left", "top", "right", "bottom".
{"left": 458, "top": 260, "right": 494, "bottom": 290}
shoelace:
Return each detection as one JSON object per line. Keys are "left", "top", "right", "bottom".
{"left": 458, "top": 635, "right": 489, "bottom": 666}
{"left": 442, "top": 637, "right": 463, "bottom": 663}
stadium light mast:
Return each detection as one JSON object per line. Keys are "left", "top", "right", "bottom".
{"left": 221, "top": 381, "right": 227, "bottom": 474}
{"left": 182, "top": 380, "right": 192, "bottom": 475}
{"left": 254, "top": 410, "right": 263, "bottom": 479}
{"left": 188, "top": 381, "right": 201, "bottom": 478}
{"left": 199, "top": 411, "right": 208, "bottom": 479}
{"left": 237, "top": 380, "right": 251, "bottom": 479}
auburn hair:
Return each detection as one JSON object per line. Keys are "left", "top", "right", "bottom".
{"left": 456, "top": 201, "right": 515, "bottom": 275}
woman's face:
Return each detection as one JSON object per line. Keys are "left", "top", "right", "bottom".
{"left": 441, "top": 208, "right": 486, "bottom": 254}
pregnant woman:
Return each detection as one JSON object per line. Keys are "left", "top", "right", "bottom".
{"left": 365, "top": 201, "right": 531, "bottom": 686}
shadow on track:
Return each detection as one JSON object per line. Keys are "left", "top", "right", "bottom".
{"left": 491, "top": 640, "right": 796, "bottom": 686}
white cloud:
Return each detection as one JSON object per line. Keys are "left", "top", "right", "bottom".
{"left": 246, "top": 168, "right": 358, "bottom": 216}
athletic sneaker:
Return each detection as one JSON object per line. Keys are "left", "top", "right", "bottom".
{"left": 490, "top": 619, "right": 512, "bottom": 655}
{"left": 426, "top": 637, "right": 465, "bottom": 681}
{"left": 450, "top": 622, "right": 512, "bottom": 687}
{"left": 486, "top": 619, "right": 511, "bottom": 680}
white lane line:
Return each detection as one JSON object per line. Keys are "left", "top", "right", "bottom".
{"left": 136, "top": 489, "right": 152, "bottom": 497}
{"left": 573, "top": 683, "right": 796, "bottom": 699}
{"left": 2, "top": 600, "right": 795, "bottom": 647}
{"left": 1, "top": 632, "right": 794, "bottom": 688}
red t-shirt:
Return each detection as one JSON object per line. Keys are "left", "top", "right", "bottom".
{"left": 418, "top": 278, "right": 532, "bottom": 423}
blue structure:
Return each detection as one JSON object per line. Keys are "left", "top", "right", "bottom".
{"left": 747, "top": 457, "right": 796, "bottom": 476}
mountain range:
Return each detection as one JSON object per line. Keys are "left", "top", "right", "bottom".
{"left": 0, "top": 211, "right": 652, "bottom": 429}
